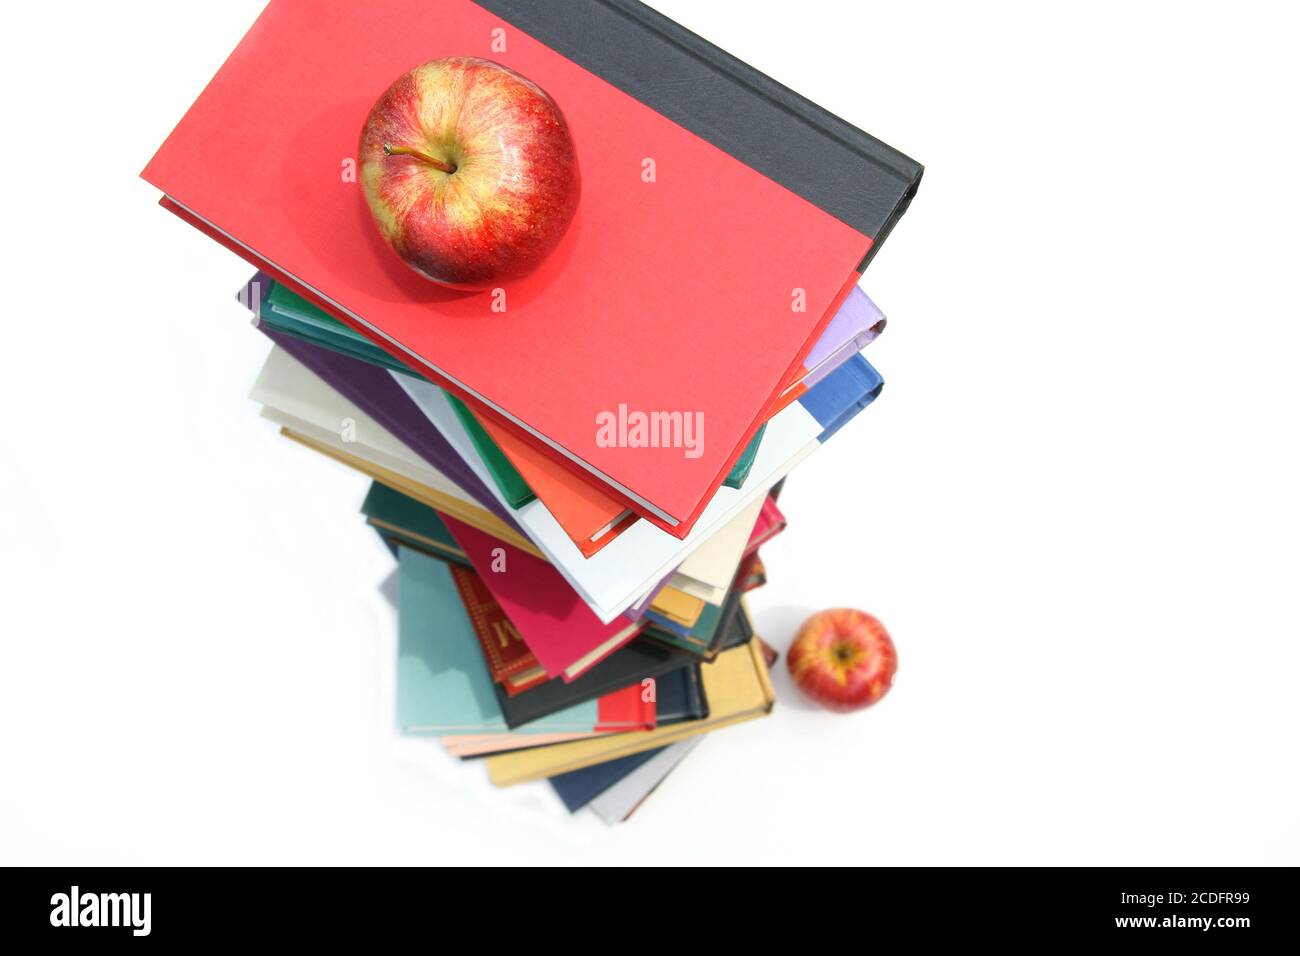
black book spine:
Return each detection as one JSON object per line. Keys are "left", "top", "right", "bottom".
{"left": 472, "top": 0, "right": 922, "bottom": 268}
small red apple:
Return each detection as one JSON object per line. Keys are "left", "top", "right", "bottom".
{"left": 787, "top": 609, "right": 897, "bottom": 712}
{"left": 358, "top": 57, "right": 580, "bottom": 287}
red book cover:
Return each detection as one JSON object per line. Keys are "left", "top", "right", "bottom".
{"left": 595, "top": 683, "right": 656, "bottom": 732}
{"left": 141, "top": 0, "right": 883, "bottom": 537}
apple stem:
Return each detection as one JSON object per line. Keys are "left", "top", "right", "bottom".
{"left": 383, "top": 143, "right": 456, "bottom": 174}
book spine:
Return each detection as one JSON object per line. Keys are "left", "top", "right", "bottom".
{"left": 472, "top": 0, "right": 923, "bottom": 260}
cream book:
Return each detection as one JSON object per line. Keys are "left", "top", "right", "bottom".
{"left": 669, "top": 495, "right": 765, "bottom": 603}
{"left": 252, "top": 347, "right": 474, "bottom": 505}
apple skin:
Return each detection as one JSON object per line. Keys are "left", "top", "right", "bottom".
{"left": 787, "top": 609, "right": 897, "bottom": 712}
{"left": 358, "top": 57, "right": 580, "bottom": 287}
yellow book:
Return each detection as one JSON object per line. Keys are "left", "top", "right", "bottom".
{"left": 648, "top": 586, "right": 706, "bottom": 627}
{"left": 485, "top": 638, "right": 776, "bottom": 786}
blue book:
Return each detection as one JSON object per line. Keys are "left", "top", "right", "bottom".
{"left": 546, "top": 664, "right": 710, "bottom": 812}
{"left": 549, "top": 748, "right": 668, "bottom": 813}
{"left": 798, "top": 353, "right": 884, "bottom": 442}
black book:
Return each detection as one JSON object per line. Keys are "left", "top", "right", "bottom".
{"left": 548, "top": 611, "right": 757, "bottom": 810}
{"left": 463, "top": 663, "right": 706, "bottom": 762}
{"left": 644, "top": 551, "right": 759, "bottom": 660}
{"left": 495, "top": 601, "right": 755, "bottom": 729}
{"left": 495, "top": 636, "right": 692, "bottom": 729}
{"left": 474, "top": 0, "right": 923, "bottom": 270}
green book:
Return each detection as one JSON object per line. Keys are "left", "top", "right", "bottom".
{"left": 643, "top": 601, "right": 724, "bottom": 656}
{"left": 266, "top": 282, "right": 378, "bottom": 352}
{"left": 445, "top": 394, "right": 536, "bottom": 509}
{"left": 263, "top": 281, "right": 415, "bottom": 376}
{"left": 258, "top": 309, "right": 407, "bottom": 374}
{"left": 724, "top": 424, "right": 765, "bottom": 490}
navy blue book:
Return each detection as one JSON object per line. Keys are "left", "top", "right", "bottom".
{"left": 549, "top": 747, "right": 668, "bottom": 813}
{"left": 547, "top": 663, "right": 708, "bottom": 811}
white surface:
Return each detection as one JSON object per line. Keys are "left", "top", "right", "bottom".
{"left": 1, "top": 0, "right": 1298, "bottom": 865}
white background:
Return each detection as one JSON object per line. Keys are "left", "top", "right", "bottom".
{"left": 1, "top": 0, "right": 1297, "bottom": 865}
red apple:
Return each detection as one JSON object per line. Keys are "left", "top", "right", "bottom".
{"left": 787, "top": 609, "right": 897, "bottom": 712}
{"left": 358, "top": 57, "right": 580, "bottom": 287}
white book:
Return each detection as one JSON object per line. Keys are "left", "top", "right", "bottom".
{"left": 250, "top": 347, "right": 476, "bottom": 507}
{"left": 251, "top": 347, "right": 669, "bottom": 615}
{"left": 668, "top": 578, "right": 725, "bottom": 605}
{"left": 393, "top": 372, "right": 826, "bottom": 624}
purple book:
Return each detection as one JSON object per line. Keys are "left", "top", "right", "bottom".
{"left": 242, "top": 279, "right": 522, "bottom": 533}
{"left": 796, "top": 286, "right": 886, "bottom": 392}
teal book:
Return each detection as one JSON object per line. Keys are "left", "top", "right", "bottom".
{"left": 362, "top": 482, "right": 469, "bottom": 566}
{"left": 644, "top": 553, "right": 759, "bottom": 658}
{"left": 399, "top": 547, "right": 605, "bottom": 734}
{"left": 724, "top": 424, "right": 765, "bottom": 489}
{"left": 262, "top": 280, "right": 415, "bottom": 376}
{"left": 445, "top": 393, "right": 537, "bottom": 508}
{"left": 643, "top": 600, "right": 723, "bottom": 654}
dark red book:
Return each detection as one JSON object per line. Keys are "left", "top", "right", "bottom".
{"left": 143, "top": 0, "right": 921, "bottom": 538}
{"left": 440, "top": 514, "right": 643, "bottom": 681}
{"left": 448, "top": 565, "right": 548, "bottom": 695}
{"left": 743, "top": 497, "right": 787, "bottom": 558}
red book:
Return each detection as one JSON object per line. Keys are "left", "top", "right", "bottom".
{"left": 439, "top": 514, "right": 643, "bottom": 681}
{"left": 595, "top": 684, "right": 656, "bottom": 733}
{"left": 142, "top": 0, "right": 919, "bottom": 539}
{"left": 744, "top": 497, "right": 787, "bottom": 557}
{"left": 448, "top": 565, "right": 548, "bottom": 695}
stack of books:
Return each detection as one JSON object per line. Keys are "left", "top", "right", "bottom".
{"left": 142, "top": 0, "right": 921, "bottom": 822}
